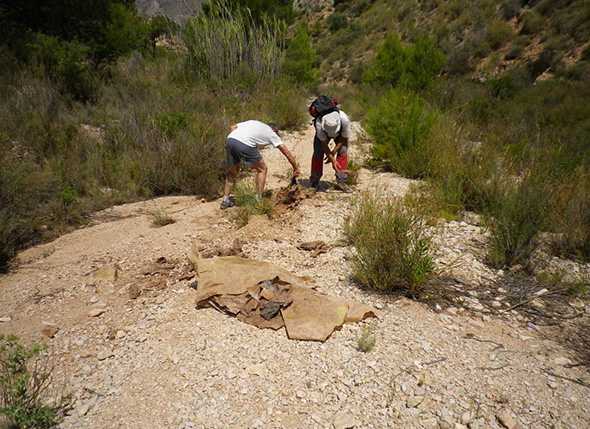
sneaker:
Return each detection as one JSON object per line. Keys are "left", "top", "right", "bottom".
{"left": 220, "top": 198, "right": 235, "bottom": 209}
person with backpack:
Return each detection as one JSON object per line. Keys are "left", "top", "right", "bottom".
{"left": 220, "top": 120, "right": 300, "bottom": 209}
{"left": 308, "top": 95, "right": 352, "bottom": 190}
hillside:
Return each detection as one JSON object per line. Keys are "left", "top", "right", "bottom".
{"left": 0, "top": 1, "right": 589, "bottom": 428}
{"left": 311, "top": 0, "right": 590, "bottom": 84}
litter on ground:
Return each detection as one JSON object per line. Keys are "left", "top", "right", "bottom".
{"left": 193, "top": 256, "right": 378, "bottom": 341}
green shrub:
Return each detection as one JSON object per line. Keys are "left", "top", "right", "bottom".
{"left": 364, "top": 34, "right": 446, "bottom": 91}
{"left": 520, "top": 10, "right": 544, "bottom": 35}
{"left": 446, "top": 46, "right": 473, "bottom": 75}
{"left": 102, "top": 3, "right": 148, "bottom": 59}
{"left": 486, "top": 19, "right": 514, "bottom": 49}
{"left": 551, "top": 168, "right": 590, "bottom": 260}
{"left": 154, "top": 112, "right": 190, "bottom": 138}
{"left": 501, "top": 0, "right": 523, "bottom": 19}
{"left": 485, "top": 174, "right": 549, "bottom": 267}
{"left": 505, "top": 37, "right": 528, "bottom": 60}
{"left": 366, "top": 90, "right": 437, "bottom": 178}
{"left": 283, "top": 25, "right": 319, "bottom": 88}
{"left": 345, "top": 194, "right": 436, "bottom": 296}
{"left": 28, "top": 34, "right": 98, "bottom": 101}
{"left": 328, "top": 13, "right": 348, "bottom": 32}
{"left": 488, "top": 68, "right": 531, "bottom": 98}
{"left": 402, "top": 37, "right": 447, "bottom": 90}
{"left": 0, "top": 336, "right": 63, "bottom": 428}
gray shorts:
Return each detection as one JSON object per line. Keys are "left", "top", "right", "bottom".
{"left": 225, "top": 138, "right": 262, "bottom": 167}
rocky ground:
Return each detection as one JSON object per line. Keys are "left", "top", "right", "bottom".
{"left": 1, "top": 124, "right": 589, "bottom": 429}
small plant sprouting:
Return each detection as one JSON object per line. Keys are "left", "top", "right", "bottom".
{"left": 149, "top": 208, "right": 176, "bottom": 228}
{"left": 357, "top": 326, "right": 376, "bottom": 353}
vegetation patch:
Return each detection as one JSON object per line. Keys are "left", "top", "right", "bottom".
{"left": 0, "top": 336, "right": 66, "bottom": 429}
{"left": 149, "top": 208, "right": 176, "bottom": 228}
{"left": 365, "top": 90, "right": 437, "bottom": 178}
{"left": 356, "top": 326, "right": 376, "bottom": 353}
{"left": 345, "top": 194, "right": 436, "bottom": 297}
{"left": 232, "top": 181, "right": 274, "bottom": 227}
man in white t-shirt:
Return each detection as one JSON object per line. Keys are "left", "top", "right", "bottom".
{"left": 221, "top": 120, "right": 300, "bottom": 209}
{"left": 311, "top": 109, "right": 352, "bottom": 189}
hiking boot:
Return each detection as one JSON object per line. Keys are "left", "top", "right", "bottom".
{"left": 220, "top": 198, "right": 235, "bottom": 209}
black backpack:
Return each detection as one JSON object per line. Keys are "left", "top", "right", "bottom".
{"left": 308, "top": 95, "right": 339, "bottom": 120}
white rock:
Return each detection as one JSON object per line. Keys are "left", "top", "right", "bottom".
{"left": 0, "top": 317, "right": 12, "bottom": 323}
{"left": 88, "top": 306, "right": 107, "bottom": 317}
{"left": 496, "top": 409, "right": 518, "bottom": 429}
{"left": 554, "top": 357, "right": 572, "bottom": 366}
{"left": 332, "top": 411, "right": 357, "bottom": 429}
{"left": 461, "top": 411, "right": 472, "bottom": 425}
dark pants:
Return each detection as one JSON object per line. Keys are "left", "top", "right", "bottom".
{"left": 310, "top": 135, "right": 348, "bottom": 185}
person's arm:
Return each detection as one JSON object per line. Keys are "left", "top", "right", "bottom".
{"left": 278, "top": 145, "right": 301, "bottom": 177}
{"left": 332, "top": 137, "right": 349, "bottom": 156}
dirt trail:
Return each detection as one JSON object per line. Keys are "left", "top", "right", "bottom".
{"left": 1, "top": 124, "right": 589, "bottom": 429}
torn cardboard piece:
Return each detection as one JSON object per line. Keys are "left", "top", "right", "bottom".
{"left": 193, "top": 256, "right": 378, "bottom": 342}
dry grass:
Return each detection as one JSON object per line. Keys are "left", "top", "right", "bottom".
{"left": 149, "top": 209, "right": 176, "bottom": 227}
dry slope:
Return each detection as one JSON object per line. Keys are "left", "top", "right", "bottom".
{"left": 0, "top": 124, "right": 589, "bottom": 429}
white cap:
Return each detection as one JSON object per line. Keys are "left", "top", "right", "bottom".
{"left": 321, "top": 111, "right": 341, "bottom": 138}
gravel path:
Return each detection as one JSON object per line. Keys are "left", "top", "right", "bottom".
{"left": 1, "top": 124, "right": 589, "bottom": 429}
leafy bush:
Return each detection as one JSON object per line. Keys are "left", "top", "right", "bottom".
{"left": 501, "top": 0, "right": 523, "bottom": 19}
{"left": 328, "top": 13, "right": 347, "bottom": 32}
{"left": 183, "top": 0, "right": 285, "bottom": 82}
{"left": 364, "top": 34, "right": 446, "bottom": 91}
{"left": 27, "top": 34, "right": 98, "bottom": 101}
{"left": 101, "top": 3, "right": 148, "bottom": 59}
{"left": 283, "top": 25, "right": 319, "bottom": 88}
{"left": 366, "top": 90, "right": 437, "bottom": 178}
{"left": 551, "top": 168, "right": 590, "bottom": 260}
{"left": 0, "top": 336, "right": 63, "bottom": 429}
{"left": 485, "top": 175, "right": 549, "bottom": 267}
{"left": 505, "top": 36, "right": 528, "bottom": 60}
{"left": 446, "top": 46, "right": 474, "bottom": 75}
{"left": 520, "top": 10, "right": 544, "bottom": 35}
{"left": 154, "top": 112, "right": 190, "bottom": 138}
{"left": 486, "top": 19, "right": 514, "bottom": 49}
{"left": 345, "top": 194, "right": 436, "bottom": 296}
{"left": 488, "top": 68, "right": 531, "bottom": 99}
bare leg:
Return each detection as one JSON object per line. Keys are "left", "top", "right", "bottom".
{"left": 251, "top": 160, "right": 268, "bottom": 198}
{"left": 224, "top": 164, "right": 240, "bottom": 197}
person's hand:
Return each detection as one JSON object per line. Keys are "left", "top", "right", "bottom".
{"left": 293, "top": 166, "right": 301, "bottom": 177}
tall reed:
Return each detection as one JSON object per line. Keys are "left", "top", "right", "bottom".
{"left": 183, "top": 1, "right": 285, "bottom": 81}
